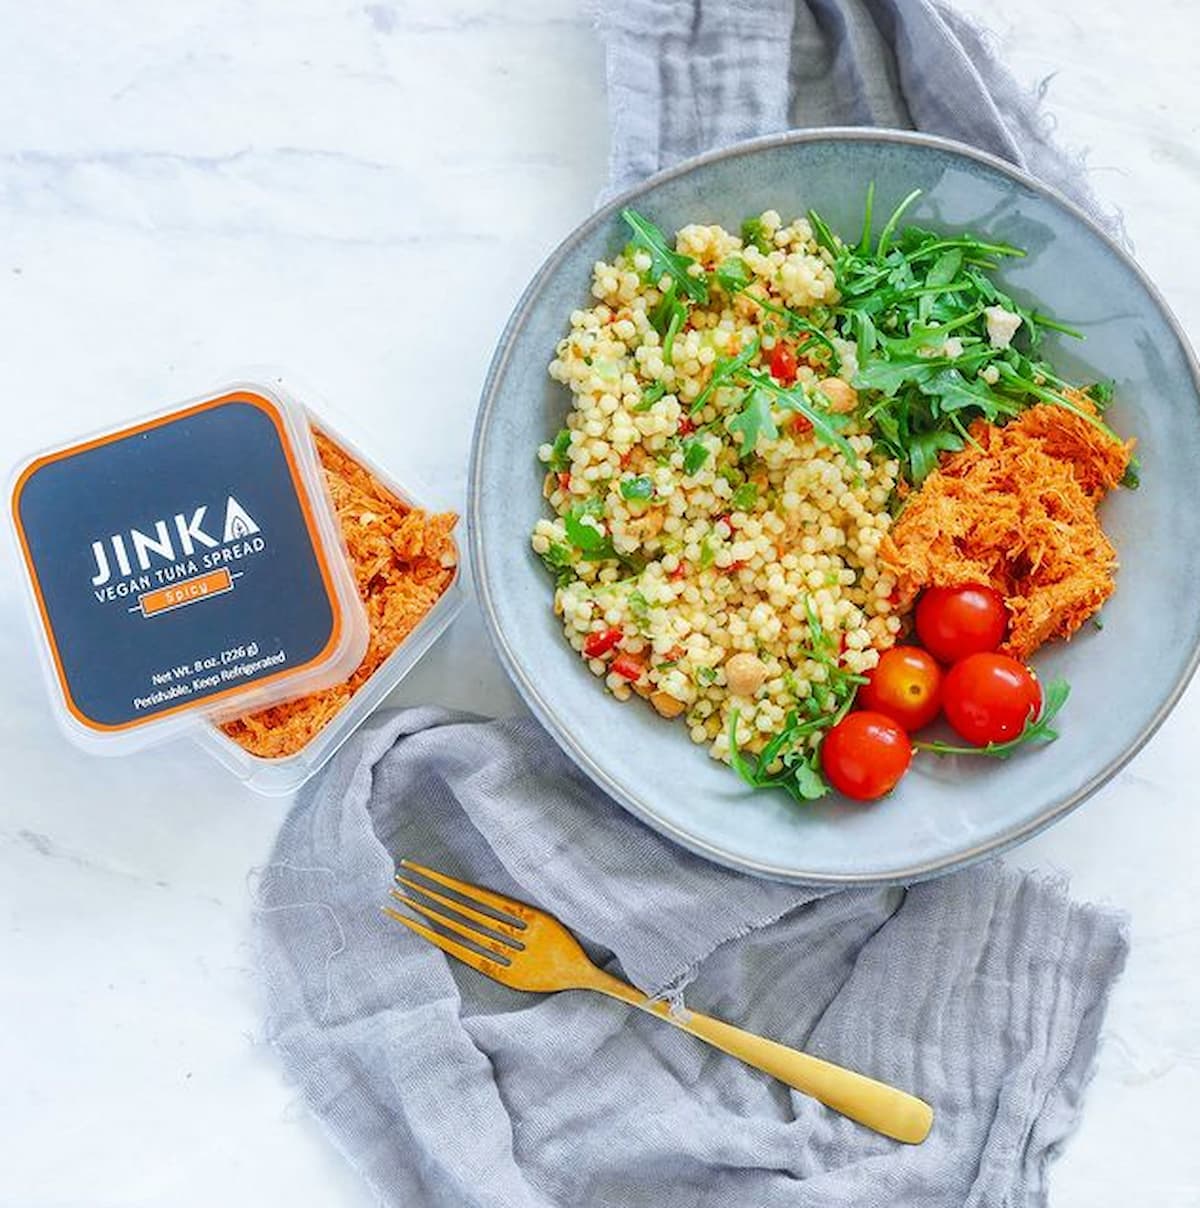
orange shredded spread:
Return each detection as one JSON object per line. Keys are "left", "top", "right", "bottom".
{"left": 880, "top": 403, "right": 1132, "bottom": 660}
{"left": 220, "top": 431, "right": 457, "bottom": 759}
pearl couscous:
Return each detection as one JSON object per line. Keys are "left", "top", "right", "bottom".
{"left": 532, "top": 210, "right": 905, "bottom": 778}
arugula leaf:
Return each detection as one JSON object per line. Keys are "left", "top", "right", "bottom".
{"left": 546, "top": 428, "right": 571, "bottom": 472}
{"left": 876, "top": 188, "right": 922, "bottom": 257}
{"left": 915, "top": 678, "right": 1070, "bottom": 758}
{"left": 925, "top": 247, "right": 964, "bottom": 288}
{"left": 857, "top": 181, "right": 876, "bottom": 255}
{"left": 620, "top": 208, "right": 708, "bottom": 303}
{"left": 682, "top": 438, "right": 711, "bottom": 476}
{"left": 619, "top": 475, "right": 654, "bottom": 501}
{"left": 741, "top": 216, "right": 773, "bottom": 255}
{"left": 690, "top": 337, "right": 761, "bottom": 415}
{"left": 728, "top": 386, "right": 778, "bottom": 456}
{"left": 649, "top": 278, "right": 688, "bottom": 365}
{"left": 1086, "top": 379, "right": 1115, "bottom": 408}
{"left": 906, "top": 428, "right": 964, "bottom": 484}
{"left": 853, "top": 356, "right": 942, "bottom": 396}
{"left": 917, "top": 367, "right": 1012, "bottom": 418}
{"left": 747, "top": 371, "right": 861, "bottom": 469}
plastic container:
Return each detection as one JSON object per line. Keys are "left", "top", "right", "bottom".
{"left": 9, "top": 377, "right": 461, "bottom": 794}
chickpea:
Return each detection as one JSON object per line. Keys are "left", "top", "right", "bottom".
{"left": 817, "top": 378, "right": 858, "bottom": 414}
{"left": 724, "top": 652, "right": 768, "bottom": 697}
{"left": 650, "top": 690, "right": 687, "bottom": 719}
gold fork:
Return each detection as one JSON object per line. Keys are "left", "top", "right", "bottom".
{"left": 383, "top": 860, "right": 933, "bottom": 1144}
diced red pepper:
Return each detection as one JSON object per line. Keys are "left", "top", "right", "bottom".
{"left": 618, "top": 449, "right": 633, "bottom": 469}
{"left": 728, "top": 560, "right": 746, "bottom": 573}
{"left": 676, "top": 416, "right": 695, "bottom": 437}
{"left": 668, "top": 561, "right": 690, "bottom": 581}
{"left": 612, "top": 652, "right": 646, "bottom": 681}
{"left": 556, "top": 470, "right": 572, "bottom": 490}
{"left": 790, "top": 413, "right": 813, "bottom": 435}
{"left": 714, "top": 512, "right": 733, "bottom": 531}
{"left": 769, "top": 342, "right": 799, "bottom": 385}
{"left": 584, "top": 627, "right": 623, "bottom": 659}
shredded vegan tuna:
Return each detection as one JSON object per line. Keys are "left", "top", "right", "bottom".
{"left": 220, "top": 431, "right": 457, "bottom": 758}
{"left": 879, "top": 404, "right": 1133, "bottom": 660}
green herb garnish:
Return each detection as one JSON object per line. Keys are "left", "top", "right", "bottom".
{"left": 563, "top": 500, "right": 614, "bottom": 560}
{"left": 537, "top": 541, "right": 575, "bottom": 587}
{"left": 546, "top": 428, "right": 571, "bottom": 472}
{"left": 619, "top": 475, "right": 655, "bottom": 501}
{"left": 682, "top": 438, "right": 711, "bottom": 476}
{"left": 730, "top": 482, "right": 758, "bottom": 511}
{"left": 635, "top": 381, "right": 668, "bottom": 412}
{"left": 741, "top": 216, "right": 773, "bottom": 255}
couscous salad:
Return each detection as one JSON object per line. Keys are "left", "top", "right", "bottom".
{"left": 532, "top": 192, "right": 1134, "bottom": 802}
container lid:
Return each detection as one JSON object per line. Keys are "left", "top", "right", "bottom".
{"left": 10, "top": 383, "right": 369, "bottom": 752}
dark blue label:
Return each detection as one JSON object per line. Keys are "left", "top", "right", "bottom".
{"left": 16, "top": 395, "right": 339, "bottom": 729}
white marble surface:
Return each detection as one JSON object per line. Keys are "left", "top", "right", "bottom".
{"left": 1, "top": 2, "right": 1197, "bottom": 1204}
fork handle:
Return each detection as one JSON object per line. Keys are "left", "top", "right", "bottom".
{"left": 589, "top": 972, "right": 932, "bottom": 1144}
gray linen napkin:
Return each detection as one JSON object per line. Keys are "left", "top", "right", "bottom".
{"left": 258, "top": 6, "right": 1130, "bottom": 1205}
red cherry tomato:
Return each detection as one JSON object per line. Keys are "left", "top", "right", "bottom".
{"left": 858, "top": 647, "right": 943, "bottom": 732}
{"left": 942, "top": 653, "right": 1041, "bottom": 746}
{"left": 583, "top": 627, "right": 623, "bottom": 659}
{"left": 915, "top": 584, "right": 1008, "bottom": 663}
{"left": 768, "top": 342, "right": 799, "bottom": 385}
{"left": 611, "top": 652, "right": 646, "bottom": 681}
{"left": 820, "top": 711, "right": 913, "bottom": 802}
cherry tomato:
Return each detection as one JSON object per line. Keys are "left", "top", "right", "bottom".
{"left": 583, "top": 628, "right": 623, "bottom": 659}
{"left": 915, "top": 584, "right": 1008, "bottom": 663}
{"left": 820, "top": 711, "right": 912, "bottom": 802}
{"left": 611, "top": 652, "right": 646, "bottom": 681}
{"left": 858, "top": 647, "right": 943, "bottom": 732}
{"left": 768, "top": 342, "right": 799, "bottom": 385}
{"left": 942, "top": 653, "right": 1041, "bottom": 746}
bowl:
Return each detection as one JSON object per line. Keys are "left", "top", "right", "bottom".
{"left": 469, "top": 128, "right": 1200, "bottom": 885}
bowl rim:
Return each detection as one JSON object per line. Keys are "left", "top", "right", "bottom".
{"left": 468, "top": 125, "right": 1200, "bottom": 886}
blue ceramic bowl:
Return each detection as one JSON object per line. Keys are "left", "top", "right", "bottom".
{"left": 469, "top": 129, "right": 1200, "bottom": 885}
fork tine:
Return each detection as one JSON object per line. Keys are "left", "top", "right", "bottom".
{"left": 399, "top": 859, "right": 530, "bottom": 927}
{"left": 390, "top": 891, "right": 517, "bottom": 960}
{"left": 394, "top": 875, "right": 526, "bottom": 944}
{"left": 381, "top": 906, "right": 507, "bottom": 973}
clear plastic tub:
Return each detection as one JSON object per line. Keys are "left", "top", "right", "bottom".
{"left": 9, "top": 376, "right": 461, "bottom": 795}
{"left": 196, "top": 410, "right": 462, "bottom": 794}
